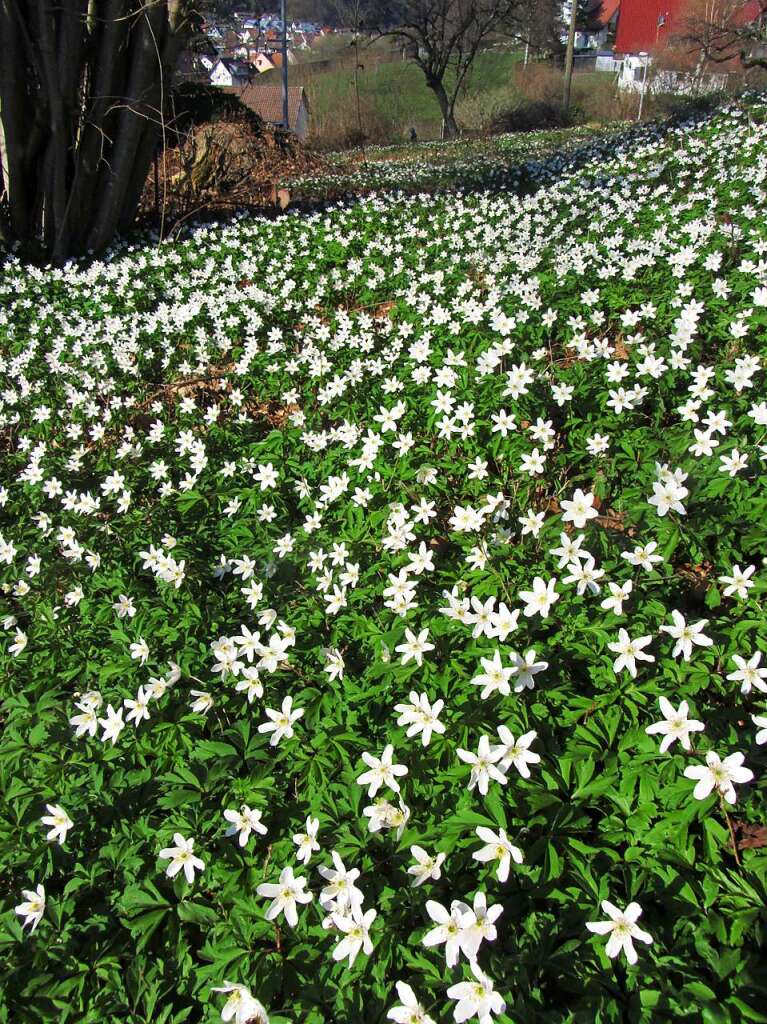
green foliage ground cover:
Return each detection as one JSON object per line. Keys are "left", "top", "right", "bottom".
{"left": 1, "top": 98, "right": 767, "bottom": 1024}
{"left": 282, "top": 121, "right": 630, "bottom": 204}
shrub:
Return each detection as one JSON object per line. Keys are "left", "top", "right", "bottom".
{"left": 491, "top": 99, "right": 574, "bottom": 134}
{"left": 172, "top": 83, "right": 265, "bottom": 137}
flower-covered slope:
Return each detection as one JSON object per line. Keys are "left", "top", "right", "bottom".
{"left": 284, "top": 122, "right": 629, "bottom": 202}
{"left": 1, "top": 100, "right": 767, "bottom": 1024}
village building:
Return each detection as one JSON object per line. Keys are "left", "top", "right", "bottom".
{"left": 227, "top": 84, "right": 311, "bottom": 139}
{"left": 614, "top": 0, "right": 766, "bottom": 92}
{"left": 230, "top": 46, "right": 276, "bottom": 72}
{"left": 253, "top": 52, "right": 277, "bottom": 73}
{"left": 268, "top": 49, "right": 300, "bottom": 68}
{"left": 210, "top": 58, "right": 255, "bottom": 88}
{"left": 613, "top": 0, "right": 683, "bottom": 56}
{"left": 562, "top": 0, "right": 620, "bottom": 49}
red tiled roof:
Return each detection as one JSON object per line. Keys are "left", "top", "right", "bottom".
{"left": 615, "top": 0, "right": 764, "bottom": 54}
{"left": 614, "top": 0, "right": 683, "bottom": 54}
{"left": 226, "top": 84, "right": 309, "bottom": 129}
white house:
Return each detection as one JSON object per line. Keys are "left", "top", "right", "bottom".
{"left": 617, "top": 53, "right": 650, "bottom": 91}
{"left": 561, "top": 0, "right": 620, "bottom": 50}
{"left": 231, "top": 44, "right": 273, "bottom": 69}
{"left": 210, "top": 58, "right": 253, "bottom": 88}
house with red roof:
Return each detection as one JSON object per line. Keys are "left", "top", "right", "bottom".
{"left": 561, "top": 0, "right": 621, "bottom": 49}
{"left": 583, "top": 0, "right": 621, "bottom": 47}
{"left": 614, "top": 0, "right": 766, "bottom": 91}
{"left": 615, "top": 0, "right": 766, "bottom": 56}
{"left": 614, "top": 0, "right": 682, "bottom": 55}
{"left": 226, "top": 84, "right": 311, "bottom": 139}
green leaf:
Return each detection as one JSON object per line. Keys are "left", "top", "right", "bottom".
{"left": 176, "top": 902, "right": 219, "bottom": 927}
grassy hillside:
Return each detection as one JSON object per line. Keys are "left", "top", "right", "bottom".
{"left": 260, "top": 48, "right": 640, "bottom": 146}
{"left": 280, "top": 48, "right": 527, "bottom": 144}
{"left": 315, "top": 49, "right": 524, "bottom": 143}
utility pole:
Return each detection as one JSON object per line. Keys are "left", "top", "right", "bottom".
{"left": 562, "top": 0, "right": 578, "bottom": 113}
{"left": 281, "top": 0, "right": 289, "bottom": 129}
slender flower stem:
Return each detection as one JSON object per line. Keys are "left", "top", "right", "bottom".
{"left": 720, "top": 795, "right": 742, "bottom": 869}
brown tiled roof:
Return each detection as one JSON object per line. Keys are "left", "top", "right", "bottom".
{"left": 226, "top": 84, "right": 309, "bottom": 129}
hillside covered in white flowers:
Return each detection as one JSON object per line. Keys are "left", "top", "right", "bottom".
{"left": 1, "top": 99, "right": 767, "bottom": 1024}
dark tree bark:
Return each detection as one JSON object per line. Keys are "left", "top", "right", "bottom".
{"left": 0, "top": 0, "right": 195, "bottom": 262}
{"left": 426, "top": 75, "right": 459, "bottom": 138}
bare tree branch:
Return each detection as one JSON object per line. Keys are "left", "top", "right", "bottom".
{"left": 368, "top": 0, "right": 527, "bottom": 137}
{"left": 669, "top": 0, "right": 767, "bottom": 70}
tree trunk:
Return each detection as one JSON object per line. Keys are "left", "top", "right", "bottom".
{"left": 35, "top": 0, "right": 72, "bottom": 261}
{"left": 67, "top": 0, "right": 128, "bottom": 253}
{"left": 426, "top": 76, "right": 459, "bottom": 139}
{"left": 0, "top": 0, "right": 31, "bottom": 241}
{"left": 86, "top": 4, "right": 168, "bottom": 253}
{"left": 0, "top": 0, "right": 193, "bottom": 262}
{"left": 117, "top": 14, "right": 188, "bottom": 235}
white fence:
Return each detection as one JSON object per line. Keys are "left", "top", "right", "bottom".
{"left": 617, "top": 56, "right": 729, "bottom": 94}
{"left": 595, "top": 54, "right": 622, "bottom": 73}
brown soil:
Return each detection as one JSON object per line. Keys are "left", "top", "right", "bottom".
{"left": 139, "top": 117, "right": 327, "bottom": 229}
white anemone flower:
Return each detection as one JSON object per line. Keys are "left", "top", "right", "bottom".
{"left": 586, "top": 900, "right": 653, "bottom": 964}
{"left": 683, "top": 751, "right": 753, "bottom": 804}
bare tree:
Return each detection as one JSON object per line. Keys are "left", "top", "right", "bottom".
{"left": 329, "top": 0, "right": 369, "bottom": 149}
{"left": 368, "top": 0, "right": 525, "bottom": 139}
{"left": 0, "top": 0, "right": 196, "bottom": 263}
{"left": 522, "top": 0, "right": 563, "bottom": 59}
{"left": 671, "top": 0, "right": 767, "bottom": 71}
